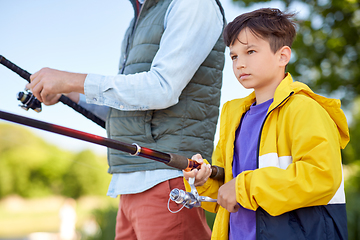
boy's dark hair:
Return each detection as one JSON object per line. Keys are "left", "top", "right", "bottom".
{"left": 223, "top": 8, "right": 297, "bottom": 53}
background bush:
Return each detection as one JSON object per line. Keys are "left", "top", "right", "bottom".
{"left": 0, "top": 123, "right": 111, "bottom": 199}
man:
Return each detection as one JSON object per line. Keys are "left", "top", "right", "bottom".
{"left": 28, "top": 0, "right": 226, "bottom": 239}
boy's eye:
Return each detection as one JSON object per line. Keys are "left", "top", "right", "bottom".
{"left": 247, "top": 50, "right": 255, "bottom": 54}
{"left": 231, "top": 55, "right": 237, "bottom": 60}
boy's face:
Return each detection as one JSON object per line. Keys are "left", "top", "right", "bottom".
{"left": 229, "top": 28, "right": 286, "bottom": 94}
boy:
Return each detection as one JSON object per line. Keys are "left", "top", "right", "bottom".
{"left": 183, "top": 8, "right": 349, "bottom": 240}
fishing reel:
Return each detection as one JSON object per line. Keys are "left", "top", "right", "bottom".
{"left": 168, "top": 177, "right": 217, "bottom": 213}
{"left": 17, "top": 89, "right": 42, "bottom": 113}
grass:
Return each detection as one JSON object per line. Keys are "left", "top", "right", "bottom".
{"left": 0, "top": 195, "right": 118, "bottom": 238}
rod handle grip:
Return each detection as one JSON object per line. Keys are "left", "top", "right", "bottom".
{"left": 0, "top": 55, "right": 31, "bottom": 82}
{"left": 168, "top": 153, "right": 224, "bottom": 180}
{"left": 59, "top": 95, "right": 105, "bottom": 128}
{"left": 209, "top": 165, "right": 225, "bottom": 181}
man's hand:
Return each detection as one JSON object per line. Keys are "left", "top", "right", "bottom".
{"left": 41, "top": 93, "right": 62, "bottom": 106}
{"left": 217, "top": 178, "right": 240, "bottom": 213}
{"left": 182, "top": 154, "right": 212, "bottom": 187}
{"left": 26, "top": 67, "right": 86, "bottom": 105}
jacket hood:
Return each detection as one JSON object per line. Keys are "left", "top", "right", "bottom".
{"left": 275, "top": 74, "right": 350, "bottom": 149}
{"left": 238, "top": 73, "right": 350, "bottom": 149}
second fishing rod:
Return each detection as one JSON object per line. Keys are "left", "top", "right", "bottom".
{"left": 0, "top": 110, "right": 224, "bottom": 180}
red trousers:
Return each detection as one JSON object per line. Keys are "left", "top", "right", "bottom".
{"left": 115, "top": 177, "right": 211, "bottom": 240}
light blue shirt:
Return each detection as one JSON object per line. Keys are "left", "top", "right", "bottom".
{"left": 78, "top": 0, "right": 224, "bottom": 196}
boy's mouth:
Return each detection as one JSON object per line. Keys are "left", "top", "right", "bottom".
{"left": 239, "top": 73, "right": 250, "bottom": 80}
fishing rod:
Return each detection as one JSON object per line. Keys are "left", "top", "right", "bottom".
{"left": 0, "top": 110, "right": 224, "bottom": 180}
{"left": 0, "top": 55, "right": 106, "bottom": 128}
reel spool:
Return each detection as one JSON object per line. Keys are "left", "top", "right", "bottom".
{"left": 17, "top": 90, "right": 42, "bottom": 113}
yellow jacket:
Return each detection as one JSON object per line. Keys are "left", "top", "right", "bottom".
{"left": 186, "top": 74, "right": 350, "bottom": 239}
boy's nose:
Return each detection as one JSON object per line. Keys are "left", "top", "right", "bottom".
{"left": 236, "top": 61, "right": 245, "bottom": 69}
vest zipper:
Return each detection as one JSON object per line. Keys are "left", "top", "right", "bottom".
{"left": 121, "top": 0, "right": 145, "bottom": 73}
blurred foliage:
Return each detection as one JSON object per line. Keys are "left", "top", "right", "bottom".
{"left": 344, "top": 97, "right": 360, "bottom": 164}
{"left": 82, "top": 205, "right": 117, "bottom": 240}
{"left": 344, "top": 159, "right": 360, "bottom": 240}
{"left": 205, "top": 210, "right": 216, "bottom": 230}
{"left": 233, "top": 0, "right": 360, "bottom": 107}
{"left": 0, "top": 123, "right": 111, "bottom": 199}
{"left": 344, "top": 97, "right": 360, "bottom": 240}
{"left": 62, "top": 150, "right": 110, "bottom": 198}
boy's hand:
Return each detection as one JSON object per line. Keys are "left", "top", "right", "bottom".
{"left": 217, "top": 178, "right": 240, "bottom": 213}
{"left": 182, "top": 154, "right": 212, "bottom": 187}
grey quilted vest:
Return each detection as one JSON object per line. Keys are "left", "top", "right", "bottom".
{"left": 106, "top": 0, "right": 225, "bottom": 173}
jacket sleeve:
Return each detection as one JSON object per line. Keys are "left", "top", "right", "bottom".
{"left": 236, "top": 96, "right": 344, "bottom": 216}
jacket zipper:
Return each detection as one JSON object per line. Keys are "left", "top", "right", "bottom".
{"left": 256, "top": 92, "right": 294, "bottom": 168}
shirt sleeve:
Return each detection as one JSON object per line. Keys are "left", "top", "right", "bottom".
{"left": 84, "top": 0, "right": 224, "bottom": 111}
{"left": 78, "top": 93, "right": 109, "bottom": 121}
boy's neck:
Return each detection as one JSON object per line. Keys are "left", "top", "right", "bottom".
{"left": 255, "top": 89, "right": 276, "bottom": 105}
{"left": 254, "top": 74, "right": 286, "bottom": 105}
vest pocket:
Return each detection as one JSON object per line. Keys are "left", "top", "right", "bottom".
{"left": 107, "top": 109, "right": 156, "bottom": 144}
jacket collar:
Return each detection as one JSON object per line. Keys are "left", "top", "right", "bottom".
{"left": 237, "top": 73, "right": 294, "bottom": 114}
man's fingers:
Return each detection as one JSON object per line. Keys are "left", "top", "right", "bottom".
{"left": 27, "top": 76, "right": 38, "bottom": 90}
{"left": 27, "top": 71, "right": 44, "bottom": 102}
{"left": 30, "top": 69, "right": 41, "bottom": 82}
{"left": 31, "top": 82, "right": 44, "bottom": 102}
{"left": 40, "top": 88, "right": 52, "bottom": 104}
{"left": 43, "top": 94, "right": 61, "bottom": 106}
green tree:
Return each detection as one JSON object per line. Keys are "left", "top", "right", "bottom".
{"left": 62, "top": 150, "right": 110, "bottom": 199}
{"left": 233, "top": 0, "right": 360, "bottom": 106}
{"left": 344, "top": 97, "right": 360, "bottom": 163}
{"left": 343, "top": 98, "right": 360, "bottom": 239}
{"left": 0, "top": 123, "right": 110, "bottom": 199}
{"left": 0, "top": 123, "right": 71, "bottom": 197}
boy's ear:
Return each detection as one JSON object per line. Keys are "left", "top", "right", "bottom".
{"left": 278, "top": 46, "right": 291, "bottom": 67}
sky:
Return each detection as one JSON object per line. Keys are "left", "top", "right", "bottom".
{"left": 0, "top": 0, "right": 304, "bottom": 155}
